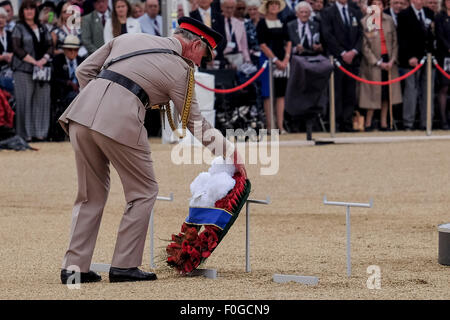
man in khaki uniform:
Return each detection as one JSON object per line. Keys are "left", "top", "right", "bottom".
{"left": 59, "top": 17, "right": 246, "bottom": 283}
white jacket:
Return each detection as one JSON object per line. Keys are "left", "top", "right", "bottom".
{"left": 103, "top": 17, "right": 142, "bottom": 43}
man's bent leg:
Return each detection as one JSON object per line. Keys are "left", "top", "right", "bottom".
{"left": 93, "top": 132, "right": 158, "bottom": 269}
{"left": 61, "top": 122, "right": 111, "bottom": 272}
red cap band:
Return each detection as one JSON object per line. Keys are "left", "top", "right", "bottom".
{"left": 179, "top": 22, "right": 217, "bottom": 49}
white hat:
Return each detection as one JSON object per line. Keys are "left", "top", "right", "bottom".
{"left": 61, "top": 35, "right": 81, "bottom": 49}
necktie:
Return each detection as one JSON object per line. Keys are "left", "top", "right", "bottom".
{"left": 101, "top": 14, "right": 105, "bottom": 27}
{"left": 228, "top": 18, "right": 238, "bottom": 53}
{"left": 291, "top": 0, "right": 296, "bottom": 10}
{"left": 342, "top": 6, "right": 349, "bottom": 26}
{"left": 418, "top": 11, "right": 425, "bottom": 27}
{"left": 69, "top": 60, "right": 77, "bottom": 84}
{"left": 154, "top": 19, "right": 161, "bottom": 36}
{"left": 302, "top": 24, "right": 310, "bottom": 49}
{"left": 204, "top": 11, "right": 211, "bottom": 28}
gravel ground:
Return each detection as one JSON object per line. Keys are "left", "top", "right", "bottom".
{"left": 1, "top": 131, "right": 449, "bottom": 300}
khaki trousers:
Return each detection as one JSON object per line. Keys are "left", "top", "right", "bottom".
{"left": 61, "top": 121, "right": 158, "bottom": 272}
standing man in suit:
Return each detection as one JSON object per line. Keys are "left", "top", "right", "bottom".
{"left": 190, "top": 0, "right": 227, "bottom": 63}
{"left": 383, "top": 0, "right": 405, "bottom": 26}
{"left": 138, "top": 0, "right": 163, "bottom": 36}
{"left": 58, "top": 17, "right": 246, "bottom": 284}
{"left": 321, "top": 0, "right": 363, "bottom": 131}
{"left": 81, "top": 0, "right": 109, "bottom": 55}
{"left": 221, "top": 0, "right": 251, "bottom": 67}
{"left": 397, "top": 0, "right": 435, "bottom": 130}
{"left": 288, "top": 1, "right": 323, "bottom": 56}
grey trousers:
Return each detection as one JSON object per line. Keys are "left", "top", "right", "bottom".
{"left": 62, "top": 121, "right": 159, "bottom": 272}
{"left": 402, "top": 68, "right": 435, "bottom": 129}
{"left": 13, "top": 71, "right": 51, "bottom": 139}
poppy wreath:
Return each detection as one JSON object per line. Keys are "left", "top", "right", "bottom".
{"left": 166, "top": 172, "right": 251, "bottom": 274}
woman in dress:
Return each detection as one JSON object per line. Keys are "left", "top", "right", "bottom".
{"left": 359, "top": 0, "right": 402, "bottom": 131}
{"left": 103, "top": 0, "right": 141, "bottom": 43}
{"left": 11, "top": 0, "right": 53, "bottom": 141}
{"left": 256, "top": 0, "right": 291, "bottom": 133}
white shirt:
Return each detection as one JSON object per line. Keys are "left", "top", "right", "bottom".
{"left": 297, "top": 19, "right": 312, "bottom": 47}
{"left": 389, "top": 7, "right": 398, "bottom": 26}
{"left": 0, "top": 31, "right": 7, "bottom": 52}
{"left": 336, "top": 1, "right": 350, "bottom": 25}
{"left": 97, "top": 11, "right": 110, "bottom": 24}
{"left": 411, "top": 4, "right": 426, "bottom": 24}
{"left": 198, "top": 7, "right": 212, "bottom": 24}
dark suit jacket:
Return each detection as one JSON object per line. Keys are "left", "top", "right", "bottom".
{"left": 320, "top": 3, "right": 363, "bottom": 65}
{"left": 435, "top": 12, "right": 450, "bottom": 64}
{"left": 287, "top": 19, "right": 321, "bottom": 56}
{"left": 52, "top": 54, "right": 84, "bottom": 101}
{"left": 397, "top": 6, "right": 434, "bottom": 68}
{"left": 190, "top": 9, "right": 226, "bottom": 61}
{"left": 278, "top": 5, "right": 296, "bottom": 24}
{"left": 0, "top": 31, "right": 12, "bottom": 68}
{"left": 81, "top": 10, "right": 105, "bottom": 55}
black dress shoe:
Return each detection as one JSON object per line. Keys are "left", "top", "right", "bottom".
{"left": 109, "top": 267, "right": 157, "bottom": 283}
{"left": 60, "top": 269, "right": 102, "bottom": 284}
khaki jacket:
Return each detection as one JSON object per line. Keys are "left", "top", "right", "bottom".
{"left": 59, "top": 33, "right": 233, "bottom": 156}
{"left": 359, "top": 13, "right": 402, "bottom": 109}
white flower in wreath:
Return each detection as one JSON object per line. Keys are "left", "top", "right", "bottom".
{"left": 424, "top": 18, "right": 432, "bottom": 28}
{"left": 189, "top": 157, "right": 236, "bottom": 208}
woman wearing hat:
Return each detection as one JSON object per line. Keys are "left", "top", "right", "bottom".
{"left": 103, "top": 0, "right": 141, "bottom": 43}
{"left": 256, "top": 0, "right": 291, "bottom": 133}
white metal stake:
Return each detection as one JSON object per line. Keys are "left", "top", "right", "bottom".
{"left": 323, "top": 195, "right": 373, "bottom": 277}
{"left": 346, "top": 205, "right": 351, "bottom": 277}
{"left": 245, "top": 197, "right": 270, "bottom": 272}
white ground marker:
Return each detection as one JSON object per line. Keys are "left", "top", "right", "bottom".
{"left": 323, "top": 195, "right": 373, "bottom": 277}
{"left": 272, "top": 274, "right": 319, "bottom": 285}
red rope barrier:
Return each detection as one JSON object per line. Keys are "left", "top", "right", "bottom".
{"left": 195, "top": 61, "right": 268, "bottom": 94}
{"left": 434, "top": 60, "right": 450, "bottom": 80}
{"left": 337, "top": 61, "right": 424, "bottom": 85}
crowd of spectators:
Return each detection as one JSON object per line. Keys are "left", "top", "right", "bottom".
{"left": 0, "top": 0, "right": 449, "bottom": 142}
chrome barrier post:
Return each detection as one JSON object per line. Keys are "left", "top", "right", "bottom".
{"left": 426, "top": 53, "right": 433, "bottom": 136}
{"left": 329, "top": 56, "right": 336, "bottom": 137}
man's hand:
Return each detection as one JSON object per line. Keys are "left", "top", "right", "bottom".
{"left": 313, "top": 43, "right": 323, "bottom": 52}
{"left": 296, "top": 44, "right": 304, "bottom": 54}
{"left": 342, "top": 50, "right": 356, "bottom": 65}
{"left": 409, "top": 57, "right": 419, "bottom": 67}
{"left": 233, "top": 149, "right": 247, "bottom": 179}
